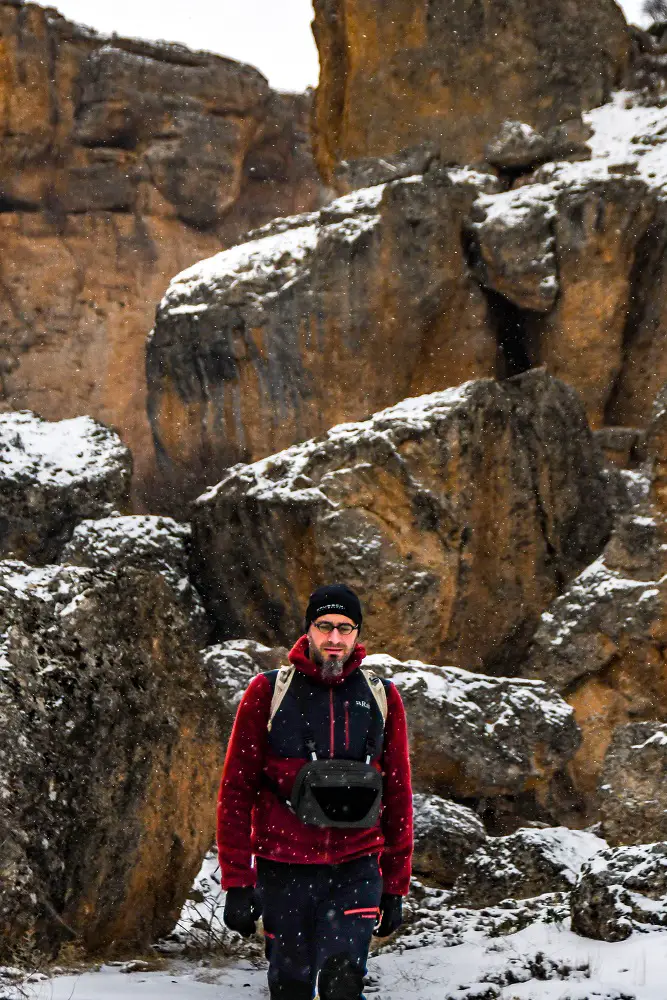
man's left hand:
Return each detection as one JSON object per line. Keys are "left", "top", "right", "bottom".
{"left": 373, "top": 893, "right": 402, "bottom": 937}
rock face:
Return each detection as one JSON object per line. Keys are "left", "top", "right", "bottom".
{"left": 0, "top": 2, "right": 323, "bottom": 509}
{"left": 0, "top": 411, "right": 131, "bottom": 563}
{"left": 190, "top": 370, "right": 612, "bottom": 672}
{"left": 364, "top": 654, "right": 580, "bottom": 819}
{"left": 311, "top": 0, "right": 629, "bottom": 189}
{"left": 0, "top": 558, "right": 219, "bottom": 960}
{"left": 147, "top": 169, "right": 499, "bottom": 510}
{"left": 599, "top": 722, "right": 667, "bottom": 846}
{"left": 571, "top": 843, "right": 667, "bottom": 940}
{"left": 453, "top": 827, "right": 606, "bottom": 908}
{"left": 522, "top": 465, "right": 667, "bottom": 812}
{"left": 412, "top": 794, "right": 486, "bottom": 886}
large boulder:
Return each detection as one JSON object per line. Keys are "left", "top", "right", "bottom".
{"left": 0, "top": 3, "right": 323, "bottom": 509}
{"left": 571, "top": 843, "right": 667, "bottom": 940}
{"left": 0, "top": 557, "right": 220, "bottom": 960}
{"left": 453, "top": 827, "right": 606, "bottom": 908}
{"left": 599, "top": 722, "right": 667, "bottom": 846}
{"left": 190, "top": 370, "right": 612, "bottom": 672}
{"left": 61, "top": 514, "right": 206, "bottom": 635}
{"left": 412, "top": 794, "right": 486, "bottom": 886}
{"left": 523, "top": 495, "right": 667, "bottom": 807}
{"left": 0, "top": 411, "right": 131, "bottom": 563}
{"left": 365, "top": 653, "right": 580, "bottom": 813}
{"left": 311, "top": 0, "right": 629, "bottom": 189}
{"left": 146, "top": 170, "right": 498, "bottom": 507}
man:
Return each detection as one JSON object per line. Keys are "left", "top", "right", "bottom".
{"left": 217, "top": 583, "right": 413, "bottom": 1000}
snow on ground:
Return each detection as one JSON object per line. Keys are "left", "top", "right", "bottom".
{"left": 12, "top": 921, "right": 667, "bottom": 999}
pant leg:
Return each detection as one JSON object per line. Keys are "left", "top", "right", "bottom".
{"left": 257, "top": 858, "right": 319, "bottom": 998}
{"left": 315, "top": 855, "right": 383, "bottom": 997}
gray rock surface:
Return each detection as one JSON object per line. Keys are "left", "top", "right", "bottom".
{"left": 0, "top": 412, "right": 131, "bottom": 564}
{"left": 62, "top": 514, "right": 206, "bottom": 637}
{"left": 412, "top": 794, "right": 486, "bottom": 886}
{"left": 366, "top": 654, "right": 580, "bottom": 806}
{"left": 599, "top": 722, "right": 667, "bottom": 845}
{"left": 453, "top": 827, "right": 606, "bottom": 908}
{"left": 571, "top": 842, "right": 667, "bottom": 940}
{"left": 484, "top": 119, "right": 593, "bottom": 172}
{"left": 201, "top": 639, "right": 288, "bottom": 744}
{"left": 0, "top": 557, "right": 219, "bottom": 961}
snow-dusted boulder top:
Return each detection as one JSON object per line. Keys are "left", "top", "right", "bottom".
{"left": 0, "top": 555, "right": 219, "bottom": 962}
{"left": 365, "top": 653, "right": 579, "bottom": 803}
{"left": 0, "top": 411, "right": 131, "bottom": 564}
{"left": 571, "top": 842, "right": 667, "bottom": 941}
{"left": 62, "top": 515, "right": 206, "bottom": 637}
{"left": 453, "top": 826, "right": 607, "bottom": 908}
{"left": 191, "top": 369, "right": 612, "bottom": 672}
{"left": 412, "top": 793, "right": 486, "bottom": 887}
{"left": 599, "top": 722, "right": 667, "bottom": 846}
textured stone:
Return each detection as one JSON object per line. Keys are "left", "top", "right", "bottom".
{"left": 412, "top": 794, "right": 487, "bottom": 886}
{"left": 599, "top": 722, "right": 667, "bottom": 846}
{"left": 0, "top": 411, "right": 131, "bottom": 563}
{"left": 453, "top": 827, "right": 606, "bottom": 908}
{"left": 61, "top": 514, "right": 206, "bottom": 637}
{"left": 190, "top": 371, "right": 612, "bottom": 672}
{"left": 311, "top": 0, "right": 629, "bottom": 189}
{"left": 0, "top": 557, "right": 219, "bottom": 960}
{"left": 147, "top": 169, "right": 498, "bottom": 511}
{"left": 0, "top": 2, "right": 323, "bottom": 509}
{"left": 366, "top": 653, "right": 580, "bottom": 808}
{"left": 484, "top": 120, "right": 593, "bottom": 173}
{"left": 571, "top": 843, "right": 667, "bottom": 940}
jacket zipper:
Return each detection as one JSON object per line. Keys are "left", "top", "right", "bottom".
{"left": 344, "top": 701, "right": 350, "bottom": 751}
{"left": 329, "top": 688, "right": 335, "bottom": 758}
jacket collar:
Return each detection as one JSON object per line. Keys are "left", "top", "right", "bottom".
{"left": 288, "top": 634, "right": 366, "bottom": 687}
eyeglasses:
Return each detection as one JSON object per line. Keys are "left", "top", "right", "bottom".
{"left": 312, "top": 620, "right": 359, "bottom": 635}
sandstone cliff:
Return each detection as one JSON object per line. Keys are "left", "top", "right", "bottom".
{"left": 0, "top": 2, "right": 323, "bottom": 509}
{"left": 311, "top": 0, "right": 629, "bottom": 190}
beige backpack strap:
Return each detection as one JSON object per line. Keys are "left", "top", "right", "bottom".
{"left": 267, "top": 666, "right": 295, "bottom": 731}
{"left": 361, "top": 668, "right": 388, "bottom": 724}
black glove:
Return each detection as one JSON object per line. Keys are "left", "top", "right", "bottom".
{"left": 373, "top": 893, "right": 403, "bottom": 937}
{"left": 223, "top": 886, "right": 261, "bottom": 937}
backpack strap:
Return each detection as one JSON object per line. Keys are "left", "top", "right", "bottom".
{"left": 361, "top": 668, "right": 388, "bottom": 724}
{"left": 267, "top": 665, "right": 295, "bottom": 732}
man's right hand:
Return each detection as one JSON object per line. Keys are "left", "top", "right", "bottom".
{"left": 223, "top": 886, "right": 262, "bottom": 937}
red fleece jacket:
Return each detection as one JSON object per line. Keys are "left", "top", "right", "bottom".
{"left": 217, "top": 636, "right": 413, "bottom": 894}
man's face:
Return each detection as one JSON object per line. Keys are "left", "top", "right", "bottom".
{"left": 307, "top": 614, "right": 359, "bottom": 679}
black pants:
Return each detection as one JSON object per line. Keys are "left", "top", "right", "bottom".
{"left": 257, "top": 854, "right": 383, "bottom": 998}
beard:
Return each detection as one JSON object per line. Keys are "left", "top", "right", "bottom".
{"left": 311, "top": 646, "right": 352, "bottom": 680}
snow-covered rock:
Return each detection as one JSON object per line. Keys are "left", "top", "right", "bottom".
{"left": 366, "top": 654, "right": 580, "bottom": 807}
{"left": 453, "top": 827, "right": 607, "bottom": 908}
{"left": 0, "top": 411, "right": 131, "bottom": 564}
{"left": 191, "top": 369, "right": 612, "bottom": 675}
{"left": 600, "top": 722, "right": 667, "bottom": 845}
{"left": 201, "top": 639, "right": 287, "bottom": 744}
{"left": 62, "top": 515, "right": 206, "bottom": 637}
{"left": 412, "top": 794, "right": 487, "bottom": 886}
{"left": 571, "top": 842, "right": 667, "bottom": 940}
{"left": 0, "top": 555, "right": 219, "bottom": 961}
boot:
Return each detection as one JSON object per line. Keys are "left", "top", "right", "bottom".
{"left": 318, "top": 954, "right": 365, "bottom": 1000}
{"left": 269, "top": 975, "right": 314, "bottom": 999}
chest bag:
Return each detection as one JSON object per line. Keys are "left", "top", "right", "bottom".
{"left": 264, "top": 667, "right": 388, "bottom": 830}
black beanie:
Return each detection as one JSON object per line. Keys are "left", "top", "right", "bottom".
{"left": 304, "top": 584, "right": 363, "bottom": 631}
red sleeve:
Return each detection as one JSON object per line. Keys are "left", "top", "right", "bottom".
{"left": 216, "top": 673, "right": 272, "bottom": 889}
{"left": 379, "top": 681, "right": 413, "bottom": 895}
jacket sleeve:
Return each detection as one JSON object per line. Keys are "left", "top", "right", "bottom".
{"left": 216, "top": 673, "right": 272, "bottom": 889}
{"left": 379, "top": 681, "right": 413, "bottom": 895}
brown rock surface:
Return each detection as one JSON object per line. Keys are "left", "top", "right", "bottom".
{"left": 190, "top": 370, "right": 612, "bottom": 671}
{"left": 0, "top": 2, "right": 323, "bottom": 509}
{"left": 148, "top": 168, "right": 498, "bottom": 511}
{"left": 0, "top": 556, "right": 219, "bottom": 961}
{"left": 311, "top": 0, "right": 629, "bottom": 189}
{"left": 599, "top": 722, "right": 667, "bottom": 845}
